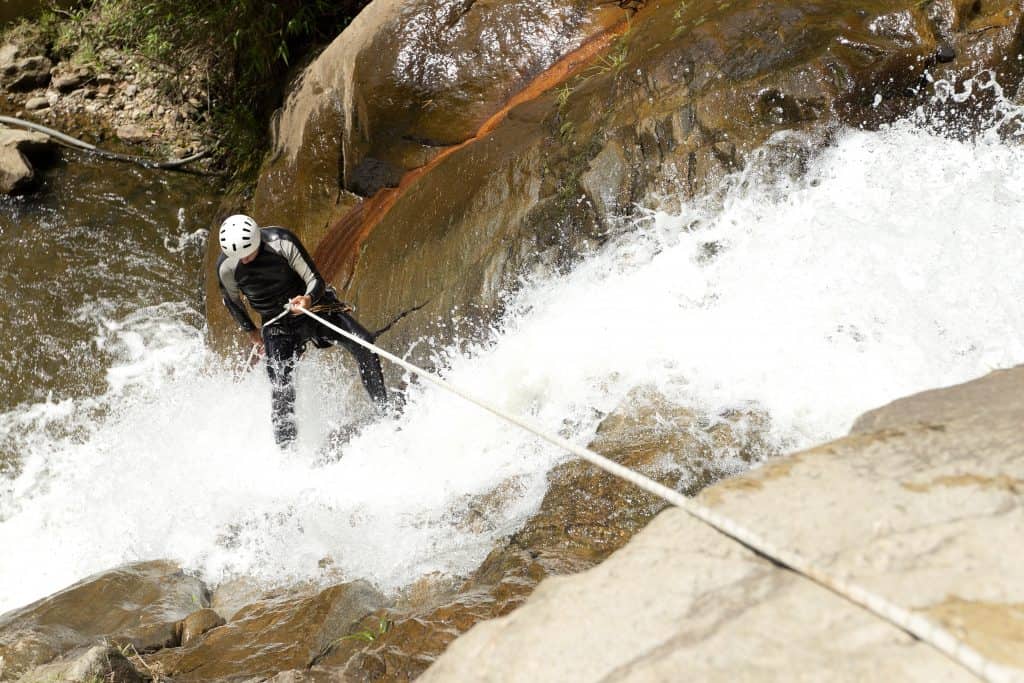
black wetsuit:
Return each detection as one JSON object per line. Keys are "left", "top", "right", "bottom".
{"left": 217, "top": 227, "right": 388, "bottom": 446}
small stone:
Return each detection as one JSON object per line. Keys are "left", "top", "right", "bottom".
{"left": 97, "top": 84, "right": 113, "bottom": 97}
{"left": 53, "top": 73, "right": 87, "bottom": 92}
{"left": 116, "top": 124, "right": 150, "bottom": 143}
{"left": 25, "top": 96, "right": 50, "bottom": 111}
{"left": 0, "top": 44, "right": 19, "bottom": 68}
{"left": 124, "top": 83, "right": 138, "bottom": 97}
{"left": 96, "top": 72, "right": 115, "bottom": 85}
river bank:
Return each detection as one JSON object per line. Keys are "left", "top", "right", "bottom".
{"left": 0, "top": 27, "right": 214, "bottom": 168}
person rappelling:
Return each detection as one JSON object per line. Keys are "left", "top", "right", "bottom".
{"left": 215, "top": 214, "right": 391, "bottom": 447}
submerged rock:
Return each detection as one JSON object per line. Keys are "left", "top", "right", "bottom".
{"left": 0, "top": 560, "right": 208, "bottom": 680}
{"left": 420, "top": 366, "right": 1024, "bottom": 681}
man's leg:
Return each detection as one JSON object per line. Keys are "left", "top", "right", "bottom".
{"left": 317, "top": 310, "right": 389, "bottom": 409}
{"left": 263, "top": 326, "right": 300, "bottom": 446}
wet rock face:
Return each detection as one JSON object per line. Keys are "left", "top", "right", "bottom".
{"left": 0, "top": 561, "right": 207, "bottom": 680}
{"left": 209, "top": 0, "right": 1021, "bottom": 358}
{"left": 141, "top": 581, "right": 387, "bottom": 681}
{"left": 299, "top": 0, "right": 1024, "bottom": 374}
{"left": 344, "top": 0, "right": 610, "bottom": 188}
{"left": 251, "top": 0, "right": 622, "bottom": 231}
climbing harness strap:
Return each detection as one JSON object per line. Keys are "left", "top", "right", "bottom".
{"left": 294, "top": 303, "right": 1019, "bottom": 683}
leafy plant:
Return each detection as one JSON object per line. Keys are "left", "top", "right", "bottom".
{"left": 340, "top": 616, "right": 392, "bottom": 643}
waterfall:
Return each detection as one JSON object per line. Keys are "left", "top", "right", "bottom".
{"left": 2, "top": 116, "right": 1024, "bottom": 615}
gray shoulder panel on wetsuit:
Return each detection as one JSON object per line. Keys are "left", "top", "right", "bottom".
{"left": 217, "top": 254, "right": 256, "bottom": 331}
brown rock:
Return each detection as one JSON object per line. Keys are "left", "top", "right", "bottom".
{"left": 0, "top": 128, "right": 54, "bottom": 193}
{"left": 52, "top": 73, "right": 87, "bottom": 93}
{"left": 250, "top": 0, "right": 624, "bottom": 231}
{"left": 23, "top": 96, "right": 48, "bottom": 111}
{"left": 176, "top": 608, "right": 225, "bottom": 647}
{"left": 0, "top": 561, "right": 208, "bottom": 680}
{"left": 144, "top": 581, "right": 386, "bottom": 681}
{"left": 5, "top": 56, "right": 52, "bottom": 91}
{"left": 116, "top": 124, "right": 149, "bottom": 143}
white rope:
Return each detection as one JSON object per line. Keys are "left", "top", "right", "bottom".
{"left": 296, "top": 304, "right": 1021, "bottom": 683}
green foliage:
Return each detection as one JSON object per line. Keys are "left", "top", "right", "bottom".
{"left": 583, "top": 40, "right": 629, "bottom": 78}
{"left": 39, "top": 0, "right": 362, "bottom": 176}
{"left": 339, "top": 616, "right": 392, "bottom": 643}
{"left": 315, "top": 615, "right": 392, "bottom": 662}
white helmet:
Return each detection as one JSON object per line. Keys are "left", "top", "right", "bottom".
{"left": 219, "top": 214, "right": 261, "bottom": 260}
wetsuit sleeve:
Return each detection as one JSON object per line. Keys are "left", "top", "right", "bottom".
{"left": 218, "top": 257, "right": 257, "bottom": 332}
{"left": 278, "top": 231, "right": 326, "bottom": 302}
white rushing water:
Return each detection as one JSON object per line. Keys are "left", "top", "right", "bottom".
{"left": 3, "top": 117, "right": 1024, "bottom": 614}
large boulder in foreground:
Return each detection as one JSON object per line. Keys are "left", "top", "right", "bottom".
{"left": 420, "top": 366, "right": 1024, "bottom": 681}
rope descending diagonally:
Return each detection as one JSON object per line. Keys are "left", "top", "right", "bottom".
{"left": 294, "top": 304, "right": 1021, "bottom": 683}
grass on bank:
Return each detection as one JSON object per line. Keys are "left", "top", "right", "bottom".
{"left": 10, "top": 0, "right": 366, "bottom": 181}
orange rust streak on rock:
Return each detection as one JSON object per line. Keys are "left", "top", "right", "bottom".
{"left": 315, "top": 18, "right": 633, "bottom": 288}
